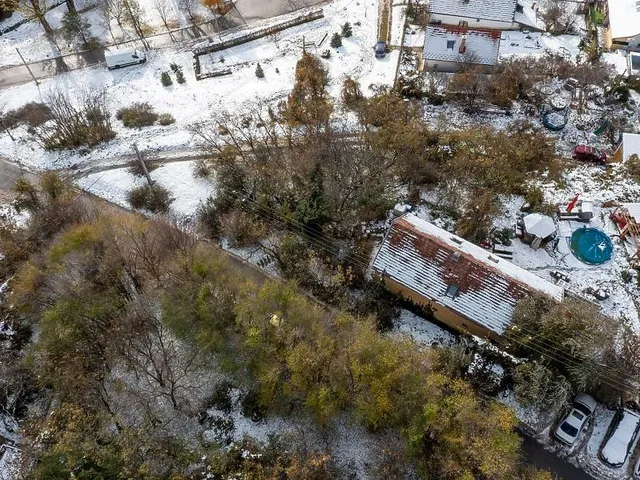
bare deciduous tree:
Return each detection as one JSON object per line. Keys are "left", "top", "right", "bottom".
{"left": 180, "top": 0, "right": 199, "bottom": 25}
{"left": 36, "top": 89, "right": 114, "bottom": 150}
{"left": 122, "top": 0, "right": 149, "bottom": 48}
{"left": 117, "top": 300, "right": 208, "bottom": 412}
{"left": 153, "top": 0, "right": 176, "bottom": 40}
{"left": 20, "top": 0, "right": 54, "bottom": 36}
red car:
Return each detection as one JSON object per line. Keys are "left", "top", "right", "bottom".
{"left": 572, "top": 145, "right": 607, "bottom": 164}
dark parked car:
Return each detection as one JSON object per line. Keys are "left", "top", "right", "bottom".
{"left": 572, "top": 145, "right": 607, "bottom": 164}
{"left": 375, "top": 41, "right": 386, "bottom": 59}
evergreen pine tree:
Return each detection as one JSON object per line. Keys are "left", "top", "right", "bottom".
{"left": 160, "top": 71, "right": 173, "bottom": 86}
{"left": 330, "top": 32, "right": 342, "bottom": 48}
{"left": 341, "top": 22, "right": 352, "bottom": 38}
{"left": 294, "top": 163, "right": 328, "bottom": 230}
{"left": 255, "top": 63, "right": 265, "bottom": 78}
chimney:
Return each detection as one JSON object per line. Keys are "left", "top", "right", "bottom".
{"left": 459, "top": 36, "right": 467, "bottom": 54}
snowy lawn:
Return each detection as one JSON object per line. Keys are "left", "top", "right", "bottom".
{"left": 76, "top": 160, "right": 215, "bottom": 218}
{"left": 0, "top": 0, "right": 396, "bottom": 174}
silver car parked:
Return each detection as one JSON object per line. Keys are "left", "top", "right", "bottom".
{"left": 554, "top": 393, "right": 597, "bottom": 446}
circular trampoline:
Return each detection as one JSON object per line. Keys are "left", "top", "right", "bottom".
{"left": 570, "top": 227, "right": 613, "bottom": 265}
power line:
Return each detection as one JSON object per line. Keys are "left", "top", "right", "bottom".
{"left": 211, "top": 187, "right": 639, "bottom": 393}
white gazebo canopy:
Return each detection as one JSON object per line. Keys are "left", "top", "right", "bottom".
{"left": 523, "top": 213, "right": 556, "bottom": 239}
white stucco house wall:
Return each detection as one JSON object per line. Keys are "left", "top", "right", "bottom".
{"left": 422, "top": 25, "right": 501, "bottom": 72}
{"left": 603, "top": 0, "right": 640, "bottom": 51}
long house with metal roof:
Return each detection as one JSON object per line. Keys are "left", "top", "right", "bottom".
{"left": 371, "top": 214, "right": 565, "bottom": 340}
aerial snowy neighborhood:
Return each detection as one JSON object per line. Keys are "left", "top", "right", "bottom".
{"left": 2, "top": 0, "right": 640, "bottom": 478}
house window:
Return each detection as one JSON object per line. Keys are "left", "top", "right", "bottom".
{"left": 458, "top": 21, "right": 468, "bottom": 27}
{"left": 476, "top": 18, "right": 480, "bottom": 22}
{"left": 446, "top": 40, "right": 455, "bottom": 50}
{"left": 516, "top": 4, "right": 524, "bottom": 13}
{"left": 432, "top": 64, "right": 438, "bottom": 69}
{"left": 451, "top": 251, "right": 461, "bottom": 262}
{"left": 445, "top": 284, "right": 459, "bottom": 299}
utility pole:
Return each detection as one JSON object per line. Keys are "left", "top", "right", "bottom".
{"left": 133, "top": 143, "right": 153, "bottom": 186}
{"left": 15, "top": 48, "right": 39, "bottom": 86}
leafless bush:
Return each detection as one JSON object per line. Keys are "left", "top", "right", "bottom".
{"left": 37, "top": 90, "right": 115, "bottom": 150}
{"left": 1, "top": 102, "right": 52, "bottom": 129}
{"left": 220, "top": 210, "right": 267, "bottom": 247}
{"left": 542, "top": 0, "right": 577, "bottom": 34}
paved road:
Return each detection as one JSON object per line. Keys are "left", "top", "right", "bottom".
{"left": 0, "top": 0, "right": 326, "bottom": 90}
{"left": 520, "top": 435, "right": 595, "bottom": 480}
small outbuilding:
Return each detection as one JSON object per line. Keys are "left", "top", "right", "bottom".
{"left": 521, "top": 213, "right": 556, "bottom": 249}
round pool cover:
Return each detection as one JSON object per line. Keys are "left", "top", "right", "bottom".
{"left": 570, "top": 227, "right": 613, "bottom": 265}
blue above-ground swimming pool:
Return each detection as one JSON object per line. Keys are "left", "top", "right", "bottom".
{"left": 570, "top": 227, "right": 613, "bottom": 265}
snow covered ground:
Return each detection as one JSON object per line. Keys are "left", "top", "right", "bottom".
{"left": 602, "top": 50, "right": 632, "bottom": 76}
{"left": 0, "top": 0, "right": 216, "bottom": 68}
{"left": 77, "top": 160, "right": 215, "bottom": 217}
{"left": 0, "top": 0, "right": 397, "bottom": 176}
{"left": 392, "top": 308, "right": 456, "bottom": 348}
{"left": 496, "top": 180, "right": 640, "bottom": 331}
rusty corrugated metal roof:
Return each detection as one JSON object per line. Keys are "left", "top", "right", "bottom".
{"left": 372, "top": 214, "right": 564, "bottom": 335}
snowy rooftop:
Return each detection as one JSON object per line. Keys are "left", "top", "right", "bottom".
{"left": 423, "top": 26, "right": 500, "bottom": 66}
{"left": 621, "top": 133, "right": 640, "bottom": 162}
{"left": 513, "top": 0, "right": 545, "bottom": 30}
{"left": 372, "top": 214, "right": 564, "bottom": 335}
{"left": 623, "top": 203, "right": 640, "bottom": 222}
{"left": 523, "top": 213, "right": 556, "bottom": 238}
{"left": 607, "top": 0, "right": 640, "bottom": 39}
{"left": 429, "top": 0, "right": 517, "bottom": 23}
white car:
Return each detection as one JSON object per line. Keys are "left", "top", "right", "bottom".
{"left": 554, "top": 393, "right": 597, "bottom": 446}
{"left": 601, "top": 408, "right": 640, "bottom": 468}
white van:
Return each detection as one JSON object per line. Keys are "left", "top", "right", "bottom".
{"left": 105, "top": 48, "right": 146, "bottom": 70}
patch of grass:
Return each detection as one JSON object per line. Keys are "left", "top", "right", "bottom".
{"left": 128, "top": 159, "right": 158, "bottom": 177}
{"left": 378, "top": 7, "right": 389, "bottom": 42}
